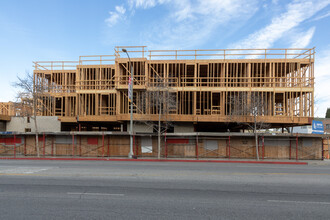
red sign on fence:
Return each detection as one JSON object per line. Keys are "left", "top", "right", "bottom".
{"left": 87, "top": 137, "right": 98, "bottom": 145}
{"left": 166, "top": 139, "right": 189, "bottom": 144}
{"left": 0, "top": 137, "right": 22, "bottom": 145}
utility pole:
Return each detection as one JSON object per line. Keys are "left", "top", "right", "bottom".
{"left": 122, "top": 48, "right": 134, "bottom": 159}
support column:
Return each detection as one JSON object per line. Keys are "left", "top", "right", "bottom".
{"left": 228, "top": 136, "right": 231, "bottom": 159}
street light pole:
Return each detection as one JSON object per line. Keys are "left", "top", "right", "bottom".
{"left": 122, "top": 48, "right": 134, "bottom": 159}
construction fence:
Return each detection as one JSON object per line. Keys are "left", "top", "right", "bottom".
{"left": 0, "top": 132, "right": 325, "bottom": 160}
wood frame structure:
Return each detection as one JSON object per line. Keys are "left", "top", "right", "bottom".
{"left": 33, "top": 46, "right": 315, "bottom": 131}
{"left": 0, "top": 102, "right": 15, "bottom": 116}
{"left": 0, "top": 102, "right": 15, "bottom": 121}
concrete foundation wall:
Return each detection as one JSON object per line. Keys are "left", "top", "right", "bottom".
{"left": 129, "top": 123, "right": 153, "bottom": 133}
{"left": 6, "top": 116, "right": 61, "bottom": 133}
{"left": 0, "top": 122, "right": 6, "bottom": 132}
{"left": 174, "top": 123, "right": 194, "bottom": 133}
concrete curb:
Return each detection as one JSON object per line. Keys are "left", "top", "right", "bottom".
{"left": 0, "top": 157, "right": 308, "bottom": 165}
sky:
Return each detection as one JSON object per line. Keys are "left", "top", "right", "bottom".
{"left": 0, "top": 0, "right": 330, "bottom": 117}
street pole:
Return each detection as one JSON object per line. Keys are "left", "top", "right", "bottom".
{"left": 122, "top": 49, "right": 134, "bottom": 158}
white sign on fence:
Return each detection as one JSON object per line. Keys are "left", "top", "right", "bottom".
{"left": 141, "top": 137, "right": 152, "bottom": 153}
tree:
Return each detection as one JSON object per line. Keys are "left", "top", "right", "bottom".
{"left": 136, "top": 75, "right": 176, "bottom": 159}
{"left": 228, "top": 91, "right": 270, "bottom": 160}
{"left": 326, "top": 108, "right": 330, "bottom": 118}
{"left": 13, "top": 72, "right": 44, "bottom": 157}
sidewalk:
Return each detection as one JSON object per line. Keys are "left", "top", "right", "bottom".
{"left": 1, "top": 156, "right": 323, "bottom": 165}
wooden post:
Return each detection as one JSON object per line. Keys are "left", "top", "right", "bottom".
{"left": 226, "top": 139, "right": 228, "bottom": 157}
{"left": 43, "top": 133, "right": 45, "bottom": 157}
{"left": 79, "top": 136, "right": 82, "bottom": 157}
{"left": 102, "top": 133, "right": 105, "bottom": 157}
{"left": 258, "top": 136, "right": 260, "bottom": 159}
{"left": 24, "top": 136, "right": 26, "bottom": 156}
{"left": 196, "top": 134, "right": 199, "bottom": 159}
{"left": 321, "top": 138, "right": 324, "bottom": 160}
{"left": 262, "top": 136, "right": 265, "bottom": 160}
{"left": 14, "top": 134, "right": 16, "bottom": 158}
{"left": 107, "top": 135, "right": 110, "bottom": 157}
{"left": 34, "top": 135, "right": 36, "bottom": 156}
{"left": 165, "top": 137, "right": 168, "bottom": 158}
{"left": 72, "top": 133, "right": 75, "bottom": 157}
{"left": 228, "top": 135, "right": 231, "bottom": 159}
{"left": 326, "top": 137, "right": 329, "bottom": 160}
{"left": 136, "top": 137, "right": 139, "bottom": 158}
{"left": 51, "top": 136, "right": 54, "bottom": 157}
{"left": 296, "top": 133, "right": 298, "bottom": 161}
{"left": 289, "top": 138, "right": 292, "bottom": 160}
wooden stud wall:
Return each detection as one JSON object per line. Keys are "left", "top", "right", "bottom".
{"left": 33, "top": 51, "right": 314, "bottom": 128}
{"left": 0, "top": 102, "right": 15, "bottom": 116}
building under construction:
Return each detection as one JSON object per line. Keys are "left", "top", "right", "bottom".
{"left": 1, "top": 47, "right": 325, "bottom": 160}
{"left": 33, "top": 46, "right": 314, "bottom": 132}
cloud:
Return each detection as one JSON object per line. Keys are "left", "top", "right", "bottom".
{"left": 105, "top": 6, "right": 126, "bottom": 27}
{"left": 128, "top": 0, "right": 169, "bottom": 9}
{"left": 289, "top": 27, "right": 315, "bottom": 48}
{"left": 138, "top": 0, "right": 259, "bottom": 49}
{"left": 314, "top": 47, "right": 330, "bottom": 117}
{"left": 310, "top": 10, "right": 330, "bottom": 21}
{"left": 230, "top": 0, "right": 330, "bottom": 49}
{"left": 103, "top": 0, "right": 260, "bottom": 49}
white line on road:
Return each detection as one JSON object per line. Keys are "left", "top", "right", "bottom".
{"left": 268, "top": 200, "right": 330, "bottom": 205}
{"left": 0, "top": 167, "right": 51, "bottom": 174}
{"left": 67, "top": 192, "right": 125, "bottom": 196}
{"left": 237, "top": 165, "right": 330, "bottom": 170}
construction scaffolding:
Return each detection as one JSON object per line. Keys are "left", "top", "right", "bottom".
{"left": 33, "top": 46, "right": 315, "bottom": 131}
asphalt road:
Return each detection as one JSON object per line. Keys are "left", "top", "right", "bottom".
{"left": 0, "top": 160, "right": 330, "bottom": 219}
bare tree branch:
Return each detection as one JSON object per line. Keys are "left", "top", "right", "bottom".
{"left": 12, "top": 72, "right": 45, "bottom": 157}
{"left": 135, "top": 75, "right": 176, "bottom": 158}
{"left": 228, "top": 91, "right": 270, "bottom": 160}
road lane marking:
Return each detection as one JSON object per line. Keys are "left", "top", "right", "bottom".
{"left": 67, "top": 192, "right": 124, "bottom": 196}
{"left": 237, "top": 165, "right": 330, "bottom": 170}
{"left": 0, "top": 167, "right": 51, "bottom": 174}
{"left": 268, "top": 200, "right": 330, "bottom": 205}
{"left": 228, "top": 172, "right": 330, "bottom": 176}
{"left": 0, "top": 173, "right": 44, "bottom": 176}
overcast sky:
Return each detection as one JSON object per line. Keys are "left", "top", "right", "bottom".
{"left": 0, "top": 0, "right": 329, "bottom": 117}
